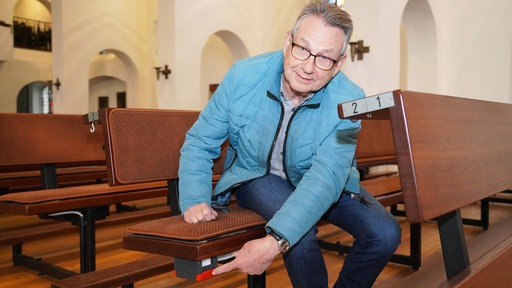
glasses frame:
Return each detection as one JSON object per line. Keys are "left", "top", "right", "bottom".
{"left": 289, "top": 38, "right": 341, "bottom": 71}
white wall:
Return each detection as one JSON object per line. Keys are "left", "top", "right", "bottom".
{"left": 342, "top": 0, "right": 511, "bottom": 102}
{"left": 0, "top": 0, "right": 52, "bottom": 112}
{"left": 0, "top": 0, "right": 16, "bottom": 62}
{"left": 436, "top": 0, "right": 511, "bottom": 102}
{"left": 0, "top": 0, "right": 511, "bottom": 114}
{"left": 50, "top": 0, "right": 158, "bottom": 114}
{"left": 169, "top": 0, "right": 306, "bottom": 110}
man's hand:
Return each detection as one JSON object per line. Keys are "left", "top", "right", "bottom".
{"left": 183, "top": 203, "right": 218, "bottom": 223}
{"left": 212, "top": 235, "right": 281, "bottom": 276}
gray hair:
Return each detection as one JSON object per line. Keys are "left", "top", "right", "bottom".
{"left": 291, "top": 1, "right": 353, "bottom": 57}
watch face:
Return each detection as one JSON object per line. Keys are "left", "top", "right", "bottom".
{"left": 269, "top": 231, "right": 290, "bottom": 253}
{"left": 279, "top": 239, "right": 290, "bottom": 253}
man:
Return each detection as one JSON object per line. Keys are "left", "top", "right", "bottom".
{"left": 178, "top": 1, "right": 401, "bottom": 287}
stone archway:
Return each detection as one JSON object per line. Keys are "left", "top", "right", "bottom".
{"left": 400, "top": 0, "right": 437, "bottom": 92}
{"left": 88, "top": 49, "right": 134, "bottom": 111}
{"left": 200, "top": 30, "right": 249, "bottom": 107}
{"left": 16, "top": 81, "right": 52, "bottom": 113}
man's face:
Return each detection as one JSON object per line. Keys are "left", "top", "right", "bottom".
{"left": 282, "top": 15, "right": 347, "bottom": 97}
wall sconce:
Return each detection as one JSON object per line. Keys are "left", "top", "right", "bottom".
{"left": 154, "top": 64, "right": 171, "bottom": 80}
{"left": 47, "top": 78, "right": 61, "bottom": 90}
{"left": 348, "top": 40, "right": 370, "bottom": 61}
{"left": 0, "top": 20, "right": 12, "bottom": 27}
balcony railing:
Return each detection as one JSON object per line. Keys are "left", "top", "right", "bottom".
{"left": 13, "top": 16, "right": 51, "bottom": 52}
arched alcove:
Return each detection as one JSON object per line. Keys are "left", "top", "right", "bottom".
{"left": 88, "top": 49, "right": 134, "bottom": 111}
{"left": 16, "top": 81, "right": 51, "bottom": 113}
{"left": 400, "top": 0, "right": 437, "bottom": 92}
{"left": 89, "top": 76, "right": 126, "bottom": 111}
{"left": 200, "top": 30, "right": 249, "bottom": 107}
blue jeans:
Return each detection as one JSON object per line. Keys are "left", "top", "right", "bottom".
{"left": 233, "top": 174, "right": 401, "bottom": 288}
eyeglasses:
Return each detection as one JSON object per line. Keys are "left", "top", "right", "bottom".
{"left": 289, "top": 41, "right": 340, "bottom": 70}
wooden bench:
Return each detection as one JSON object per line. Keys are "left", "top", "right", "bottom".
{"left": 51, "top": 108, "right": 266, "bottom": 288}
{"left": 51, "top": 107, "right": 423, "bottom": 288}
{"left": 357, "top": 115, "right": 495, "bottom": 232}
{"left": 0, "top": 112, "right": 170, "bottom": 279}
{"left": 0, "top": 113, "right": 106, "bottom": 187}
{"left": 51, "top": 255, "right": 174, "bottom": 288}
{"left": 0, "top": 166, "right": 108, "bottom": 194}
{"left": 354, "top": 118, "right": 397, "bottom": 172}
{"left": 339, "top": 89, "right": 512, "bottom": 286}
{"left": 0, "top": 205, "right": 170, "bottom": 246}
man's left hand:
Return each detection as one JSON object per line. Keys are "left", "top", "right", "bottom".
{"left": 212, "top": 235, "right": 281, "bottom": 275}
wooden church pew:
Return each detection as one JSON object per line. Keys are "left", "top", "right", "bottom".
{"left": 339, "top": 89, "right": 512, "bottom": 286}
{"left": 51, "top": 106, "right": 420, "bottom": 288}
{"left": 0, "top": 113, "right": 170, "bottom": 279}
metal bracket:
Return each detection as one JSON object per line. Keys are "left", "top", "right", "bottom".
{"left": 87, "top": 111, "right": 100, "bottom": 123}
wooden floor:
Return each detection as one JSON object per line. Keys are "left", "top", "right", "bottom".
{"left": 1, "top": 196, "right": 510, "bottom": 288}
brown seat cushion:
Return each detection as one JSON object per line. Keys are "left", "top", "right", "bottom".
{"left": 127, "top": 206, "right": 266, "bottom": 241}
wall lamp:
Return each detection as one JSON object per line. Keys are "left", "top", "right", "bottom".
{"left": 0, "top": 20, "right": 11, "bottom": 27}
{"left": 348, "top": 40, "right": 370, "bottom": 61}
{"left": 154, "top": 64, "right": 171, "bottom": 80}
{"left": 47, "top": 78, "right": 61, "bottom": 90}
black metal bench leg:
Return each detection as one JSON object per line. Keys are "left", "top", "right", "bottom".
{"left": 8, "top": 206, "right": 107, "bottom": 278}
{"left": 41, "top": 164, "right": 57, "bottom": 189}
{"left": 48, "top": 206, "right": 106, "bottom": 274}
{"left": 480, "top": 198, "right": 489, "bottom": 230}
{"left": 489, "top": 189, "right": 512, "bottom": 204}
{"left": 387, "top": 222, "right": 421, "bottom": 270}
{"left": 12, "top": 243, "right": 77, "bottom": 279}
{"left": 82, "top": 207, "right": 96, "bottom": 273}
{"left": 461, "top": 198, "right": 489, "bottom": 230}
{"left": 437, "top": 209, "right": 470, "bottom": 280}
{"left": 409, "top": 223, "right": 421, "bottom": 270}
{"left": 247, "top": 272, "right": 266, "bottom": 288}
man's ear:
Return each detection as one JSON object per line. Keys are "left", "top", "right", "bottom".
{"left": 283, "top": 31, "right": 292, "bottom": 54}
{"left": 333, "top": 54, "right": 348, "bottom": 75}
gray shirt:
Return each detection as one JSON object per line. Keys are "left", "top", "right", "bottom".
{"left": 270, "top": 79, "right": 312, "bottom": 179}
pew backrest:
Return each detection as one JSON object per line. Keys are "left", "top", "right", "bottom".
{"left": 99, "top": 107, "right": 397, "bottom": 189}
{"left": 355, "top": 119, "right": 396, "bottom": 168}
{"left": 341, "top": 90, "right": 512, "bottom": 223}
{"left": 0, "top": 113, "right": 105, "bottom": 172}
{"left": 99, "top": 108, "right": 199, "bottom": 186}
{"left": 340, "top": 90, "right": 512, "bottom": 282}
{"left": 99, "top": 108, "right": 231, "bottom": 187}
{"left": 392, "top": 91, "right": 512, "bottom": 223}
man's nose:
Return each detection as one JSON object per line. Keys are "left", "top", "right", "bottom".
{"left": 301, "top": 56, "right": 316, "bottom": 73}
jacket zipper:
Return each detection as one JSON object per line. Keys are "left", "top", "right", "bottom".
{"left": 282, "top": 106, "right": 301, "bottom": 184}
{"left": 265, "top": 91, "right": 285, "bottom": 176}
{"left": 281, "top": 102, "right": 320, "bottom": 185}
{"left": 267, "top": 90, "right": 322, "bottom": 185}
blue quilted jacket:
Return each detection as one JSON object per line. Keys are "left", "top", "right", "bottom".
{"left": 179, "top": 51, "right": 364, "bottom": 246}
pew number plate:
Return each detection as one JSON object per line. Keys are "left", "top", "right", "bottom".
{"left": 341, "top": 91, "right": 395, "bottom": 117}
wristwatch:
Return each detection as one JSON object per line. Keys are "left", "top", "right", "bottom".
{"left": 268, "top": 230, "right": 290, "bottom": 254}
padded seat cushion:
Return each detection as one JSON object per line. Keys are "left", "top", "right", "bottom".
{"left": 127, "top": 206, "right": 266, "bottom": 241}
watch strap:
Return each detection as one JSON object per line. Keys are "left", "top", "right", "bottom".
{"left": 268, "top": 230, "right": 290, "bottom": 254}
